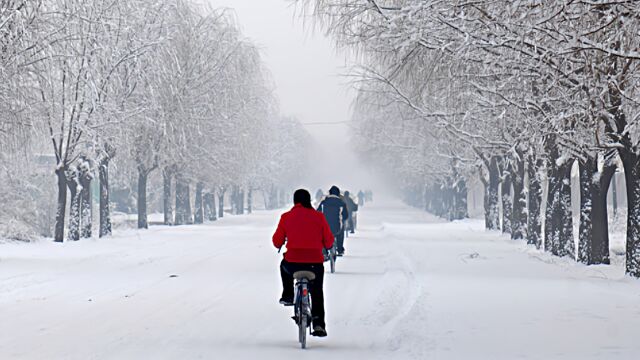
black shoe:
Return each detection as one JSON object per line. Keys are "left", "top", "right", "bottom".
{"left": 337, "top": 252, "right": 344, "bottom": 257}
{"left": 350, "top": 230, "right": 355, "bottom": 234}
{"left": 311, "top": 325, "right": 327, "bottom": 337}
{"left": 279, "top": 298, "right": 294, "bottom": 306}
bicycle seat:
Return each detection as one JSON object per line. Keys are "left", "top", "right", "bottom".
{"left": 293, "top": 271, "right": 316, "bottom": 281}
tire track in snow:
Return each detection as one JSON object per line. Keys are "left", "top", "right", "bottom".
{"left": 368, "top": 225, "right": 426, "bottom": 354}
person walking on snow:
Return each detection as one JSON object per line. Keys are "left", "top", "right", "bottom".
{"left": 317, "top": 185, "right": 349, "bottom": 256}
{"left": 343, "top": 191, "right": 358, "bottom": 234}
{"left": 315, "top": 188, "right": 324, "bottom": 204}
{"left": 273, "top": 189, "right": 334, "bottom": 337}
{"left": 357, "top": 190, "right": 365, "bottom": 207}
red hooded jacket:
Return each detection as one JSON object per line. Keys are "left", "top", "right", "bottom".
{"left": 272, "top": 204, "right": 335, "bottom": 263}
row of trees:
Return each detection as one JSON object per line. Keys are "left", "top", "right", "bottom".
{"left": 296, "top": 1, "right": 640, "bottom": 276}
{"left": 1, "top": 0, "right": 309, "bottom": 242}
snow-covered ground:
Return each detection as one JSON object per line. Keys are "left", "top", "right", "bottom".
{"left": 1, "top": 198, "right": 639, "bottom": 359}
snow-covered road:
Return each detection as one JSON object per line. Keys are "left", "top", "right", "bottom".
{"left": 2, "top": 199, "right": 640, "bottom": 359}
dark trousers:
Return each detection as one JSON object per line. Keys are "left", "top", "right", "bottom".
{"left": 280, "top": 260, "right": 325, "bottom": 327}
{"left": 336, "top": 230, "right": 345, "bottom": 253}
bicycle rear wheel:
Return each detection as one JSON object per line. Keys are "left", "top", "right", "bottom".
{"left": 330, "top": 246, "right": 336, "bottom": 273}
{"left": 299, "top": 312, "right": 307, "bottom": 349}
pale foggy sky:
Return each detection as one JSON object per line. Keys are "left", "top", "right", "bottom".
{"left": 205, "top": 0, "right": 377, "bottom": 191}
{"left": 206, "top": 0, "right": 352, "bottom": 146}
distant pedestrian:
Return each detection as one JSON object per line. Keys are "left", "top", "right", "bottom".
{"left": 365, "top": 190, "right": 373, "bottom": 202}
{"left": 357, "top": 190, "right": 365, "bottom": 207}
{"left": 343, "top": 191, "right": 358, "bottom": 233}
{"left": 317, "top": 185, "right": 349, "bottom": 256}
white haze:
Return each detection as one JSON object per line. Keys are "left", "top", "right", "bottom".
{"left": 205, "top": 0, "right": 378, "bottom": 193}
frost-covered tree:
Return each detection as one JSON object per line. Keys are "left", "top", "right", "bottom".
{"left": 1, "top": 0, "right": 310, "bottom": 243}
{"left": 295, "top": 0, "right": 640, "bottom": 276}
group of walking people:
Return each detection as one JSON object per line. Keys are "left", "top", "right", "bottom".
{"left": 315, "top": 186, "right": 358, "bottom": 256}
{"left": 272, "top": 186, "right": 372, "bottom": 338}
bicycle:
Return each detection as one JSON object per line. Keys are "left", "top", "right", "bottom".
{"left": 328, "top": 243, "right": 336, "bottom": 273}
{"left": 292, "top": 270, "right": 315, "bottom": 349}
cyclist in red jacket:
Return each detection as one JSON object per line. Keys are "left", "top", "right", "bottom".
{"left": 273, "top": 189, "right": 334, "bottom": 337}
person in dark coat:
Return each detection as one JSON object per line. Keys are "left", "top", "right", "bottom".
{"left": 357, "top": 190, "right": 365, "bottom": 207}
{"left": 317, "top": 185, "right": 349, "bottom": 255}
{"left": 365, "top": 189, "right": 373, "bottom": 202}
{"left": 273, "top": 189, "right": 334, "bottom": 337}
{"left": 343, "top": 191, "right": 358, "bottom": 233}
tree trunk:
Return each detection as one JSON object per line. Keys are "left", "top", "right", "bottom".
{"left": 427, "top": 185, "right": 434, "bottom": 214}
{"left": 446, "top": 181, "right": 455, "bottom": 220}
{"left": 432, "top": 183, "right": 443, "bottom": 217}
{"left": 204, "top": 192, "right": 216, "bottom": 221}
{"left": 429, "top": 185, "right": 436, "bottom": 215}
{"left": 238, "top": 189, "right": 245, "bottom": 215}
{"left": 210, "top": 192, "right": 217, "bottom": 221}
{"left": 137, "top": 170, "right": 149, "bottom": 229}
{"left": 439, "top": 183, "right": 446, "bottom": 218}
{"left": 544, "top": 135, "right": 574, "bottom": 256}
{"left": 483, "top": 182, "right": 490, "bottom": 228}
{"left": 527, "top": 157, "right": 543, "bottom": 248}
{"left": 232, "top": 186, "right": 240, "bottom": 214}
{"left": 556, "top": 161, "right": 574, "bottom": 258}
{"left": 99, "top": 158, "right": 111, "bottom": 237}
{"left": 591, "top": 162, "right": 615, "bottom": 265}
{"left": 247, "top": 189, "right": 253, "bottom": 214}
{"left": 67, "top": 172, "right": 80, "bottom": 242}
{"left": 278, "top": 188, "right": 285, "bottom": 208}
{"left": 272, "top": 187, "right": 278, "bottom": 210}
{"left": 185, "top": 182, "right": 192, "bottom": 224}
{"left": 54, "top": 167, "right": 68, "bottom": 242}
{"left": 452, "top": 177, "right": 468, "bottom": 220}
{"left": 605, "top": 75, "right": 640, "bottom": 276}
{"left": 194, "top": 182, "right": 204, "bottom": 224}
{"left": 174, "top": 177, "right": 183, "bottom": 225}
{"left": 612, "top": 173, "right": 618, "bottom": 218}
{"left": 263, "top": 190, "right": 270, "bottom": 210}
{"left": 501, "top": 171, "right": 513, "bottom": 234}
{"left": 544, "top": 163, "right": 556, "bottom": 254}
{"left": 486, "top": 156, "right": 500, "bottom": 230}
{"left": 175, "top": 175, "right": 188, "bottom": 226}
{"left": 511, "top": 155, "right": 526, "bottom": 240}
{"left": 622, "top": 153, "right": 640, "bottom": 277}
{"left": 545, "top": 162, "right": 562, "bottom": 255}
{"left": 578, "top": 157, "right": 596, "bottom": 264}
{"left": 163, "top": 167, "right": 173, "bottom": 225}
{"left": 203, "top": 193, "right": 211, "bottom": 221}
{"left": 218, "top": 189, "right": 225, "bottom": 218}
{"left": 80, "top": 169, "right": 92, "bottom": 238}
